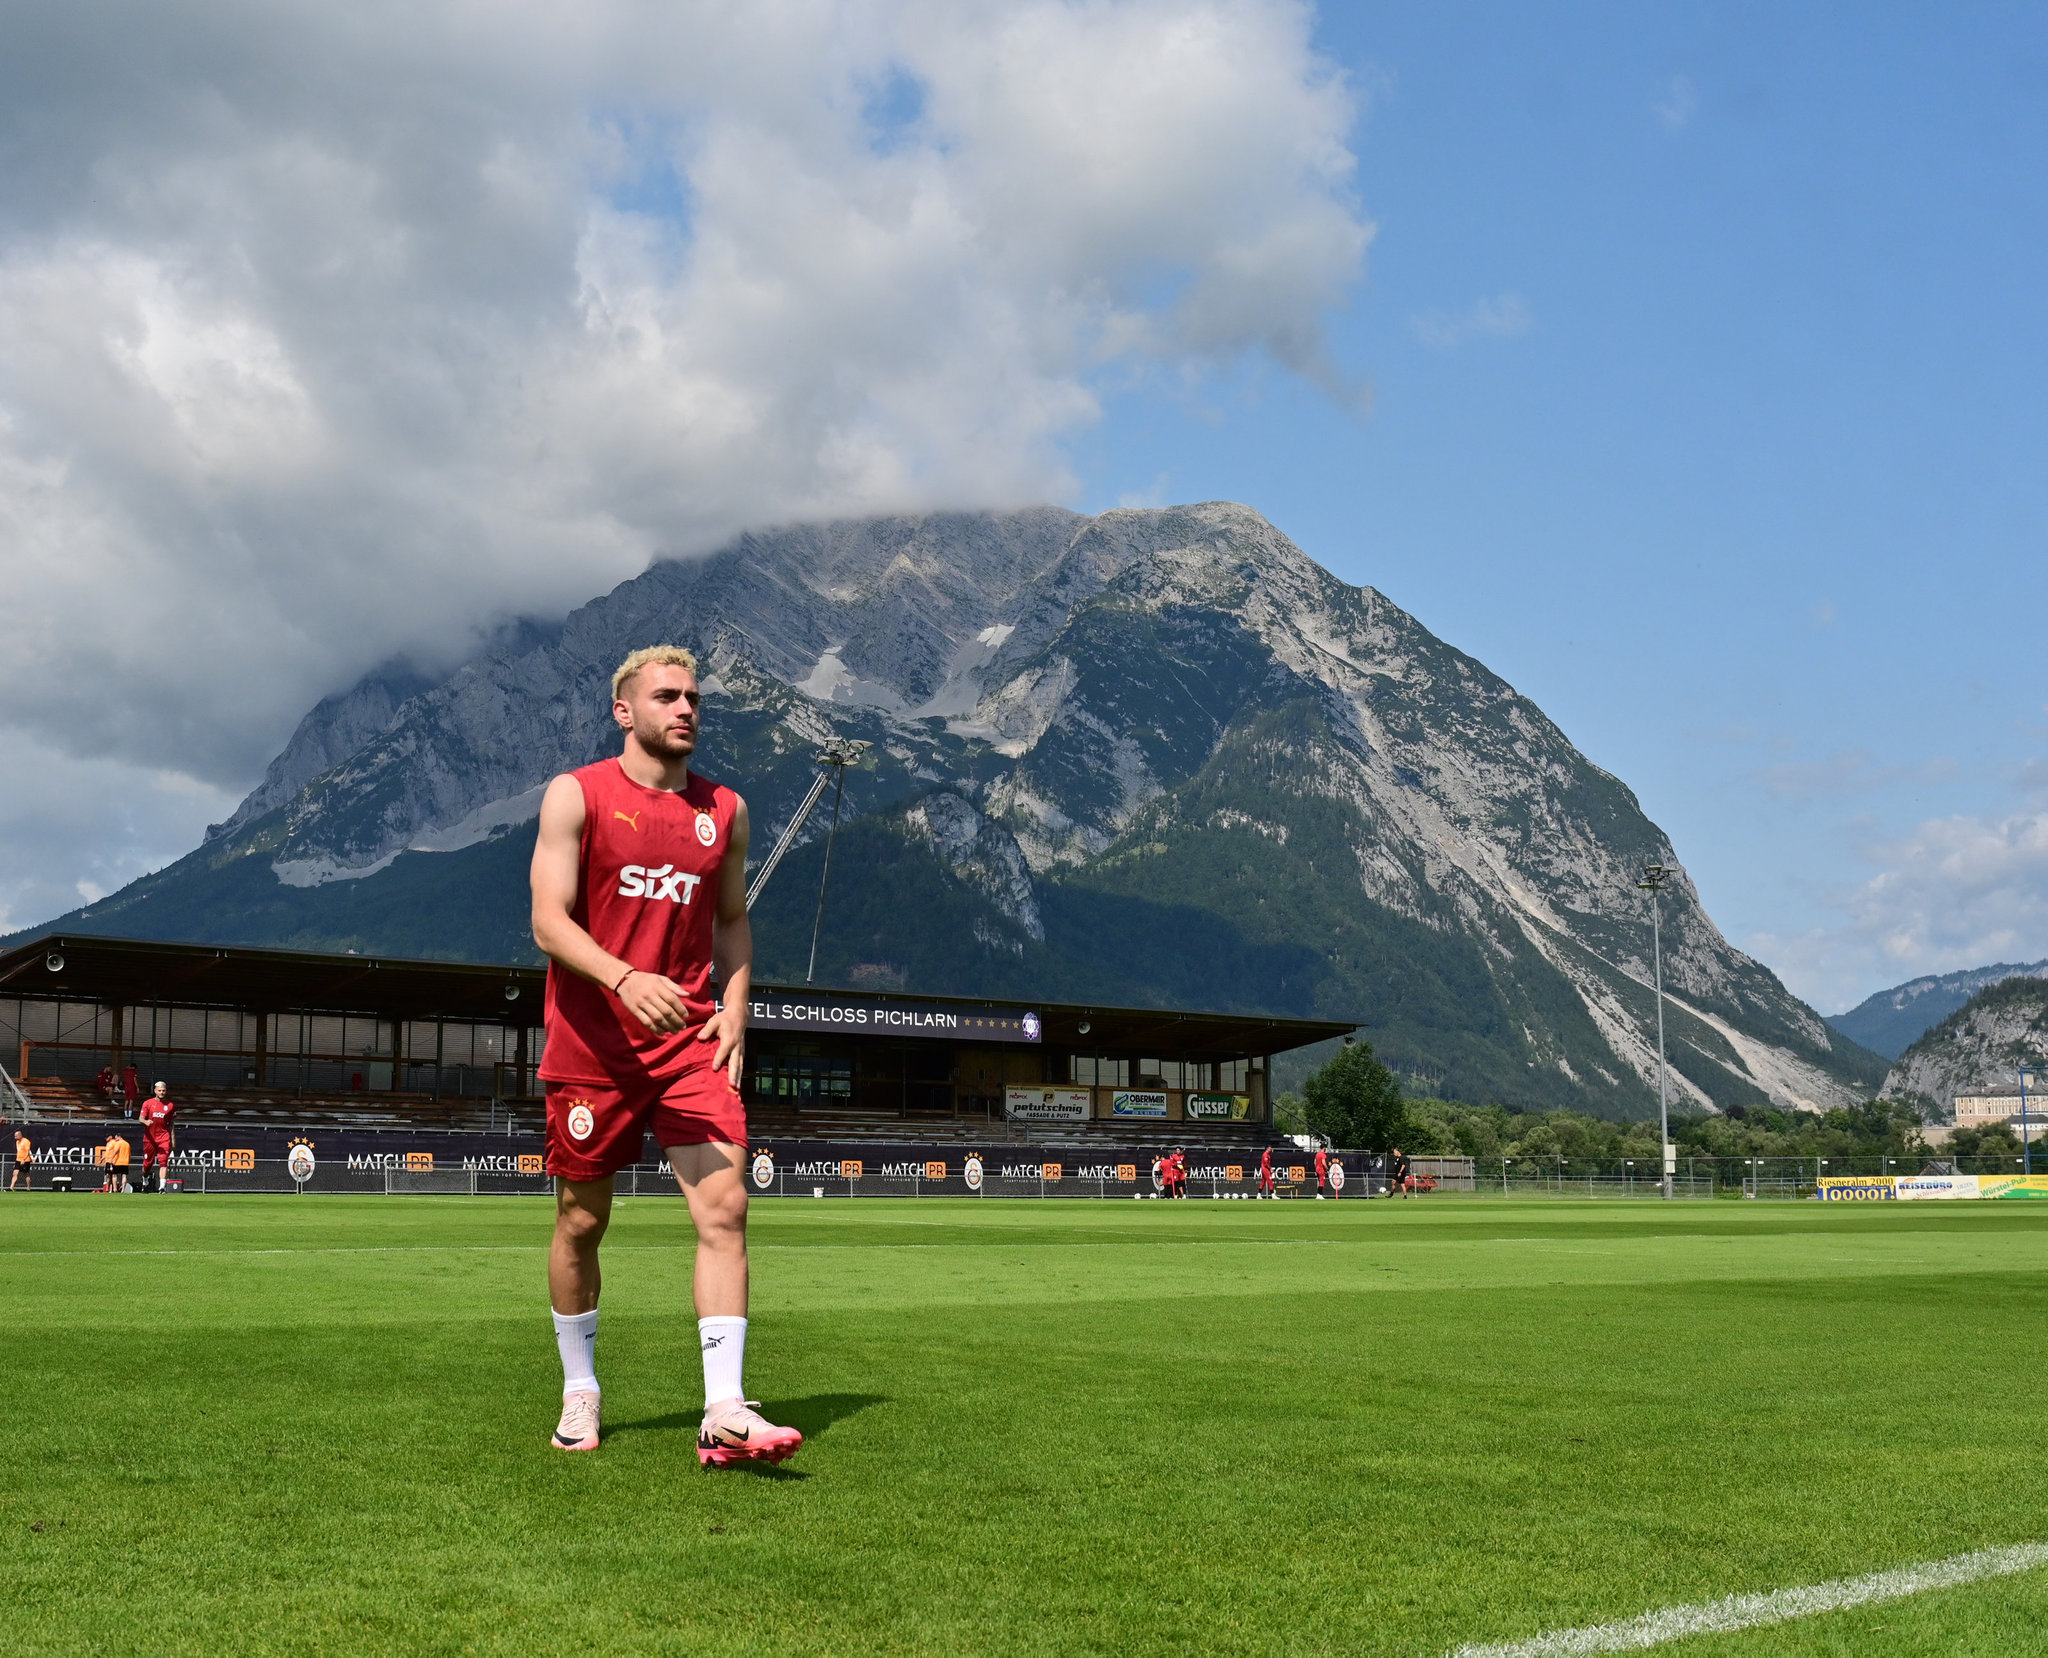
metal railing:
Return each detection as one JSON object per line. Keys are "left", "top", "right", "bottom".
{"left": 0, "top": 1062, "right": 33, "bottom": 1120}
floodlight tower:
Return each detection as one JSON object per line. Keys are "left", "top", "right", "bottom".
{"left": 2021, "top": 1065, "right": 2040, "bottom": 1177}
{"left": 741, "top": 738, "right": 871, "bottom": 984}
{"left": 1637, "top": 862, "right": 1679, "bottom": 1199}
{"left": 804, "top": 738, "right": 869, "bottom": 984}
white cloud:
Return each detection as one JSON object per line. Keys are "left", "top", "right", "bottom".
{"left": 0, "top": 0, "right": 1372, "bottom": 929}
{"left": 1655, "top": 74, "right": 1698, "bottom": 131}
{"left": 1409, "top": 291, "right": 1530, "bottom": 349}
{"left": 0, "top": 729, "right": 239, "bottom": 934}
{"left": 1753, "top": 808, "right": 2048, "bottom": 1012}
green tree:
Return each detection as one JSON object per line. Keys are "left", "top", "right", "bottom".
{"left": 1270, "top": 1090, "right": 1310, "bottom": 1136}
{"left": 1303, "top": 1041, "right": 1406, "bottom": 1149}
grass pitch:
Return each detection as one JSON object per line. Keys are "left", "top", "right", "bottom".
{"left": 4, "top": 1193, "right": 2046, "bottom": 1656}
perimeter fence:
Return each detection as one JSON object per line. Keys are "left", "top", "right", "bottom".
{"left": 1478, "top": 1153, "right": 2047, "bottom": 1199}
{"left": 6, "top": 1158, "right": 1378, "bottom": 1200}
{"left": 12, "top": 1153, "right": 2042, "bottom": 1200}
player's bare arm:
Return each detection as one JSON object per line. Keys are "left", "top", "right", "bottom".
{"left": 695, "top": 795, "right": 753, "bottom": 1085}
{"left": 530, "top": 772, "right": 690, "bottom": 1034}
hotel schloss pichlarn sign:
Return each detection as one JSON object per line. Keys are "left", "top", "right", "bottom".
{"left": 748, "top": 996, "right": 1041, "bottom": 1043}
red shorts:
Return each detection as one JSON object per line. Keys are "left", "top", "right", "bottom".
{"left": 543, "top": 1044, "right": 746, "bottom": 1182}
{"left": 142, "top": 1137, "right": 171, "bottom": 1168}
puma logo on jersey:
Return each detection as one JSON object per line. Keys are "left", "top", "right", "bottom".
{"left": 618, "top": 864, "right": 702, "bottom": 904}
{"left": 612, "top": 810, "right": 641, "bottom": 831}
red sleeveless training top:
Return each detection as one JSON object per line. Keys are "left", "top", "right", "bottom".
{"left": 538, "top": 759, "right": 739, "bottom": 1086}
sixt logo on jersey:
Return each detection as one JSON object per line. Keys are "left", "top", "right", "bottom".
{"left": 618, "top": 863, "right": 703, "bottom": 903}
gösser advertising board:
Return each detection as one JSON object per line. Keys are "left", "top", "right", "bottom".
{"left": 1004, "top": 1089, "right": 1091, "bottom": 1124}
{"left": 1183, "top": 1093, "right": 1251, "bottom": 1122}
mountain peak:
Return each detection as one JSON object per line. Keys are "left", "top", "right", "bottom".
{"left": 16, "top": 502, "right": 1883, "bottom": 1116}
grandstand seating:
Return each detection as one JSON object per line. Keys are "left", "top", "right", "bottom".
{"left": 14, "top": 1077, "right": 514, "bottom": 1135}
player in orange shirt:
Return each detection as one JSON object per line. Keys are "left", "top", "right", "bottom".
{"left": 10, "top": 1128, "right": 31, "bottom": 1191}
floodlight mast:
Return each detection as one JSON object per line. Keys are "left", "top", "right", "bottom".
{"left": 804, "top": 741, "right": 869, "bottom": 984}
{"left": 743, "top": 770, "right": 831, "bottom": 911}
{"left": 1637, "top": 862, "right": 1679, "bottom": 1199}
{"left": 742, "top": 740, "right": 871, "bottom": 985}
{"left": 2021, "top": 1066, "right": 2039, "bottom": 1178}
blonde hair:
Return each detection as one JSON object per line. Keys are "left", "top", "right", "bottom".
{"left": 612, "top": 645, "right": 699, "bottom": 702}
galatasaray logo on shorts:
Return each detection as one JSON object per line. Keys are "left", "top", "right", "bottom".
{"left": 695, "top": 811, "right": 718, "bottom": 847}
{"left": 566, "top": 1100, "right": 596, "bottom": 1141}
{"left": 963, "top": 1154, "right": 983, "bottom": 1192}
{"left": 750, "top": 1151, "right": 774, "bottom": 1190}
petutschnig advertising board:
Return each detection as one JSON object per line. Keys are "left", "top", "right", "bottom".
{"left": 1004, "top": 1089, "right": 1091, "bottom": 1123}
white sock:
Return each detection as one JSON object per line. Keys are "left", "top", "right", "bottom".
{"left": 552, "top": 1308, "right": 599, "bottom": 1396}
{"left": 699, "top": 1316, "right": 747, "bottom": 1409}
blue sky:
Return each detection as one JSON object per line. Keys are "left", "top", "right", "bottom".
{"left": 1069, "top": 3, "right": 2048, "bottom": 1010}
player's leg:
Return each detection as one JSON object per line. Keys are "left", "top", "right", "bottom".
{"left": 666, "top": 1138, "right": 802, "bottom": 1468}
{"left": 667, "top": 1140, "right": 748, "bottom": 1322}
{"left": 547, "top": 1176, "right": 611, "bottom": 1449}
{"left": 543, "top": 1080, "right": 649, "bottom": 1451}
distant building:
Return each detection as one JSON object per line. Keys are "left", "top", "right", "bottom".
{"left": 1954, "top": 1094, "right": 2048, "bottom": 1140}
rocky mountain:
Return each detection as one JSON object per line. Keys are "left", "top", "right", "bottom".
{"left": 13, "top": 502, "right": 1886, "bottom": 1116}
{"left": 1828, "top": 960, "right": 2048, "bottom": 1060}
{"left": 1879, "top": 977, "right": 2048, "bottom": 1115}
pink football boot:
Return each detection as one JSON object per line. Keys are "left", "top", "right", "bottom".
{"left": 551, "top": 1389, "right": 601, "bottom": 1451}
{"left": 697, "top": 1400, "right": 803, "bottom": 1468}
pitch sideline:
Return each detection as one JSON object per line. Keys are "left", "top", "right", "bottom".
{"left": 1451, "top": 1542, "right": 2048, "bottom": 1656}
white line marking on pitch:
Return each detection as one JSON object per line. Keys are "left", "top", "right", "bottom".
{"left": 1451, "top": 1542, "right": 2048, "bottom": 1656}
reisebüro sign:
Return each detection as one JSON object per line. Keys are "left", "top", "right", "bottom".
{"left": 747, "top": 995, "right": 1042, "bottom": 1044}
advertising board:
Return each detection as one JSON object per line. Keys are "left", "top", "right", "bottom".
{"left": 750, "top": 996, "right": 1041, "bottom": 1043}
{"left": 1817, "top": 1176, "right": 1896, "bottom": 1200}
{"left": 1110, "top": 1091, "right": 1169, "bottom": 1119}
{"left": 1184, "top": 1093, "right": 1250, "bottom": 1122}
{"left": 1005, "top": 1089, "right": 1091, "bottom": 1123}
{"left": 1895, "top": 1175, "right": 1980, "bottom": 1200}
{"left": 1979, "top": 1174, "right": 2048, "bottom": 1200}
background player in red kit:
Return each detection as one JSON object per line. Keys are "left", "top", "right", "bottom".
{"left": 529, "top": 644, "right": 800, "bottom": 1467}
{"left": 139, "top": 1081, "right": 176, "bottom": 1192}
{"left": 1257, "top": 1144, "right": 1275, "bottom": 1198}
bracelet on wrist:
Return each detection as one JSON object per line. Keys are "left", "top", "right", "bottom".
{"left": 611, "top": 968, "right": 636, "bottom": 996}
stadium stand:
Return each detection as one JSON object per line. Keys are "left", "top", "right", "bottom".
{"left": 0, "top": 935, "right": 1349, "bottom": 1149}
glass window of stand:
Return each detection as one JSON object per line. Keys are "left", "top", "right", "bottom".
{"left": 746, "top": 1038, "right": 854, "bottom": 1107}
